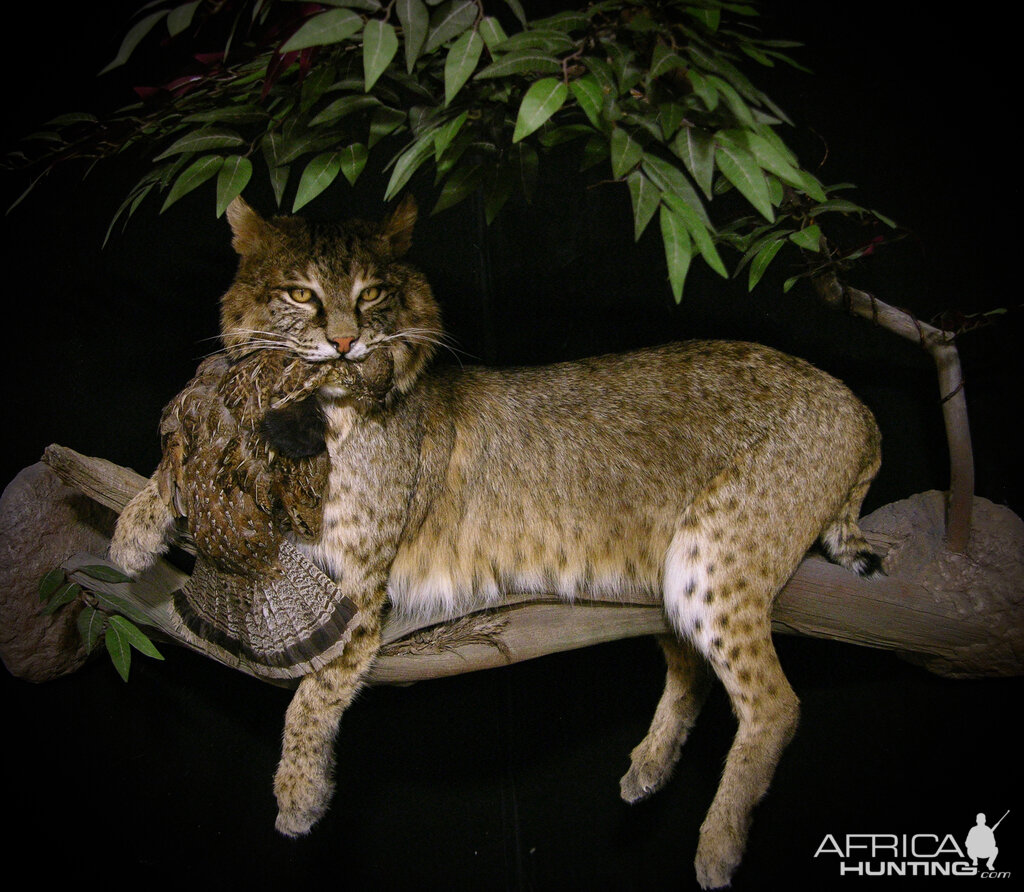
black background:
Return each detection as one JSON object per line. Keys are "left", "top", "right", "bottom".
{"left": 2, "top": 2, "right": 1021, "bottom": 888}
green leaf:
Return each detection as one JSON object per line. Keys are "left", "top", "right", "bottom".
{"left": 39, "top": 567, "right": 66, "bottom": 602}
{"left": 604, "top": 41, "right": 642, "bottom": 94}
{"left": 397, "top": 0, "right": 430, "bottom": 71}
{"left": 434, "top": 111, "right": 468, "bottom": 159}
{"left": 662, "top": 193, "right": 728, "bottom": 278}
{"left": 310, "top": 94, "right": 380, "bottom": 127}
{"left": 216, "top": 156, "right": 253, "bottom": 217}
{"left": 491, "top": 29, "right": 575, "bottom": 55}
{"left": 184, "top": 105, "right": 268, "bottom": 125}
{"left": 444, "top": 29, "right": 484, "bottom": 105}
{"left": 269, "top": 165, "right": 290, "bottom": 207}
{"left": 687, "top": 6, "right": 720, "bottom": 31}
{"left": 340, "top": 143, "right": 368, "bottom": 185}
{"left": 672, "top": 127, "right": 715, "bottom": 199}
{"left": 513, "top": 78, "right": 568, "bottom": 143}
{"left": 76, "top": 606, "right": 105, "bottom": 654}
{"left": 715, "top": 138, "right": 774, "bottom": 222}
{"left": 626, "top": 170, "right": 660, "bottom": 241}
{"left": 261, "top": 131, "right": 290, "bottom": 205}
{"left": 433, "top": 162, "right": 485, "bottom": 214}
{"left": 109, "top": 615, "right": 164, "bottom": 661}
{"left": 650, "top": 44, "right": 685, "bottom": 81}
{"left": 363, "top": 20, "right": 399, "bottom": 91}
{"left": 88, "top": 590, "right": 152, "bottom": 628}
{"left": 640, "top": 154, "right": 711, "bottom": 228}
{"left": 167, "top": 1, "right": 201, "bottom": 37}
{"left": 45, "top": 112, "right": 99, "bottom": 127}
{"left": 105, "top": 624, "right": 131, "bottom": 682}
{"left": 478, "top": 16, "right": 509, "bottom": 52}
{"left": 502, "top": 0, "right": 527, "bottom": 27}
{"left": 43, "top": 582, "right": 81, "bottom": 614}
{"left": 369, "top": 106, "right": 407, "bottom": 147}
{"left": 580, "top": 133, "right": 609, "bottom": 171}
{"left": 610, "top": 125, "right": 643, "bottom": 178}
{"left": 687, "top": 68, "right": 717, "bottom": 111}
{"left": 475, "top": 50, "right": 562, "bottom": 79}
{"left": 424, "top": 0, "right": 477, "bottom": 54}
{"left": 706, "top": 75, "right": 754, "bottom": 127}
{"left": 385, "top": 128, "right": 438, "bottom": 199}
{"left": 783, "top": 274, "right": 803, "bottom": 293}
{"left": 660, "top": 205, "right": 693, "bottom": 302}
{"left": 657, "top": 102, "right": 686, "bottom": 141}
{"left": 79, "top": 564, "right": 133, "bottom": 584}
{"left": 318, "top": 0, "right": 380, "bottom": 9}
{"left": 282, "top": 9, "right": 363, "bottom": 52}
{"left": 161, "top": 155, "right": 224, "bottom": 212}
{"left": 293, "top": 152, "right": 343, "bottom": 211}
{"left": 153, "top": 127, "right": 245, "bottom": 160}
{"left": 99, "top": 9, "right": 169, "bottom": 74}
{"left": 300, "top": 63, "right": 336, "bottom": 113}
{"left": 743, "top": 130, "right": 826, "bottom": 201}
{"left": 530, "top": 10, "right": 588, "bottom": 31}
{"left": 871, "top": 208, "right": 898, "bottom": 228}
{"left": 569, "top": 76, "right": 603, "bottom": 129}
{"left": 810, "top": 198, "right": 870, "bottom": 215}
{"left": 788, "top": 223, "right": 822, "bottom": 252}
{"left": 261, "top": 130, "right": 285, "bottom": 168}
{"left": 748, "top": 237, "right": 786, "bottom": 290}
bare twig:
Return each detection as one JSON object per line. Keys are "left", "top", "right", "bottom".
{"left": 812, "top": 271, "right": 974, "bottom": 552}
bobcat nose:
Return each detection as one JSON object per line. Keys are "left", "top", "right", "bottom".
{"left": 331, "top": 336, "right": 356, "bottom": 356}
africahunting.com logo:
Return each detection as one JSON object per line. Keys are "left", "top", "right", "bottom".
{"left": 814, "top": 810, "right": 1011, "bottom": 878}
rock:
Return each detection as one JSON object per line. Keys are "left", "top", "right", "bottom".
{"left": 0, "top": 462, "right": 118, "bottom": 682}
{"left": 861, "top": 491, "right": 1024, "bottom": 677}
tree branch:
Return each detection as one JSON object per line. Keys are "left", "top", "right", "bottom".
{"left": 811, "top": 271, "right": 974, "bottom": 553}
{"left": 15, "top": 445, "right": 1017, "bottom": 685}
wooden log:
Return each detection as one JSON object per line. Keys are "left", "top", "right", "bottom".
{"left": 1, "top": 444, "right": 1019, "bottom": 684}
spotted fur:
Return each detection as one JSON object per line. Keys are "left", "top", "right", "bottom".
{"left": 145, "top": 196, "right": 886, "bottom": 890}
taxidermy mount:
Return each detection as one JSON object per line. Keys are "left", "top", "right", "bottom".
{"left": 110, "top": 194, "right": 883, "bottom": 889}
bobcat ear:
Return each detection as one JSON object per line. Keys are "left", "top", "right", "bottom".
{"left": 382, "top": 194, "right": 417, "bottom": 257}
{"left": 226, "top": 196, "right": 273, "bottom": 255}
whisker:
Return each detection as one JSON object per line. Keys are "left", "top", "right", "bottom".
{"left": 377, "top": 328, "right": 475, "bottom": 361}
{"left": 195, "top": 329, "right": 300, "bottom": 361}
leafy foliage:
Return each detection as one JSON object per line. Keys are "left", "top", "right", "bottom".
{"left": 39, "top": 564, "right": 164, "bottom": 681}
{"left": 7, "top": 0, "right": 896, "bottom": 300}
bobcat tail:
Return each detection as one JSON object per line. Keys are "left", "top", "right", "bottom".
{"left": 819, "top": 517, "right": 885, "bottom": 578}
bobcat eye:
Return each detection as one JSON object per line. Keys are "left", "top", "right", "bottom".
{"left": 284, "top": 286, "right": 316, "bottom": 304}
{"left": 359, "top": 285, "right": 386, "bottom": 307}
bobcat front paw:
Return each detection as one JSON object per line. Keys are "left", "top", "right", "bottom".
{"left": 108, "top": 534, "right": 157, "bottom": 577}
{"left": 109, "top": 479, "right": 174, "bottom": 575}
{"left": 273, "top": 763, "right": 333, "bottom": 838}
{"left": 619, "top": 756, "right": 671, "bottom": 804}
{"left": 619, "top": 730, "right": 683, "bottom": 804}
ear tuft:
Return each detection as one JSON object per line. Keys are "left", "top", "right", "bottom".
{"left": 226, "top": 196, "right": 272, "bottom": 255}
{"left": 382, "top": 194, "right": 418, "bottom": 257}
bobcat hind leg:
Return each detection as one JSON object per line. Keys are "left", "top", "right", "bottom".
{"left": 659, "top": 469, "right": 807, "bottom": 889}
{"left": 694, "top": 615, "right": 799, "bottom": 889}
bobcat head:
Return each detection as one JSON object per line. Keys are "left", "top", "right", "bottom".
{"left": 221, "top": 195, "right": 441, "bottom": 397}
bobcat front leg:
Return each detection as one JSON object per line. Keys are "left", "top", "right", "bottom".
{"left": 274, "top": 609, "right": 383, "bottom": 836}
{"left": 109, "top": 476, "right": 176, "bottom": 575}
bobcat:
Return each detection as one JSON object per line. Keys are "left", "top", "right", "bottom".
{"left": 112, "top": 195, "right": 882, "bottom": 889}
